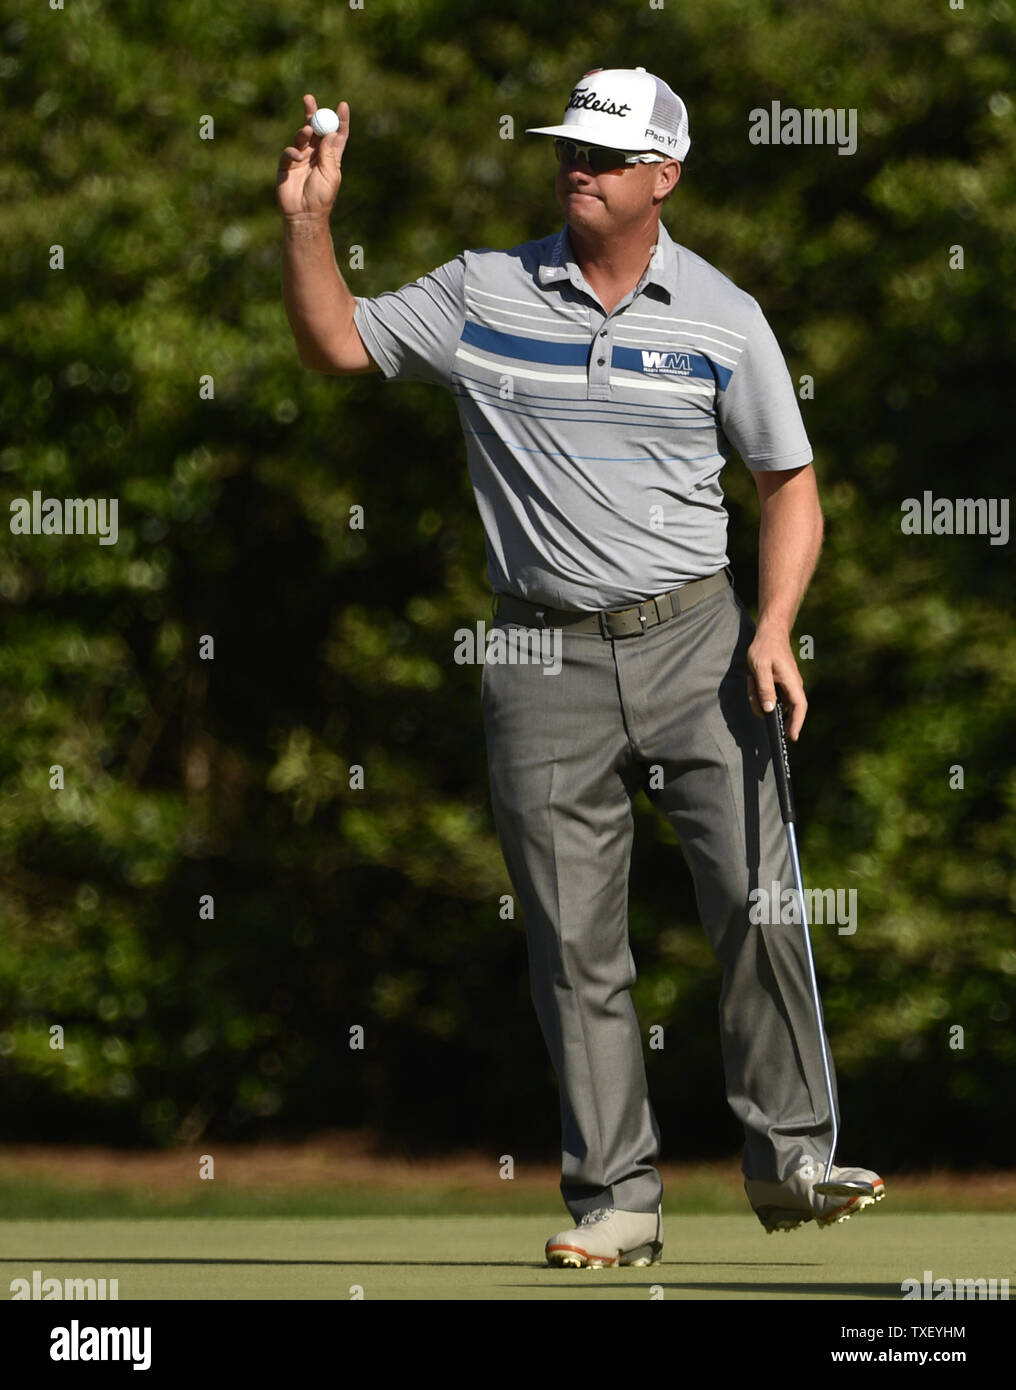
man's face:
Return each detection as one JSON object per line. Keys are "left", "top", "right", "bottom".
{"left": 554, "top": 145, "right": 680, "bottom": 238}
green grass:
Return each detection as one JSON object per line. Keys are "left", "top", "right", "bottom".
{"left": 0, "top": 1166, "right": 754, "bottom": 1219}
{"left": 0, "top": 1178, "right": 561, "bottom": 1219}
{"left": 5, "top": 1168, "right": 1013, "bottom": 1220}
{"left": 2, "top": 1215, "right": 1013, "bottom": 1300}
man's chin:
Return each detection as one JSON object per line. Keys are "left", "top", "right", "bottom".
{"left": 561, "top": 193, "right": 604, "bottom": 225}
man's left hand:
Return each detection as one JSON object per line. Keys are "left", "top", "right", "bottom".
{"left": 746, "top": 622, "right": 806, "bottom": 741}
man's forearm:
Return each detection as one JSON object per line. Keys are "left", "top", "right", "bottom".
{"left": 281, "top": 216, "right": 357, "bottom": 369}
{"left": 755, "top": 470, "right": 824, "bottom": 634}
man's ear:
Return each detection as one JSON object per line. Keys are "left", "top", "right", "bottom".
{"left": 659, "top": 159, "right": 681, "bottom": 198}
{"left": 652, "top": 159, "right": 680, "bottom": 206}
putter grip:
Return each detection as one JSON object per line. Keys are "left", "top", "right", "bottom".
{"left": 764, "top": 704, "right": 796, "bottom": 825}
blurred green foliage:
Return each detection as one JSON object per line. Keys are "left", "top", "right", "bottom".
{"left": 0, "top": 0, "right": 1013, "bottom": 1165}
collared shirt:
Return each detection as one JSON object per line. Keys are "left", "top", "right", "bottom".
{"left": 353, "top": 221, "right": 812, "bottom": 611}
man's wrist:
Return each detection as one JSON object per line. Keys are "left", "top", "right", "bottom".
{"left": 755, "top": 611, "right": 794, "bottom": 638}
{"left": 283, "top": 213, "right": 333, "bottom": 238}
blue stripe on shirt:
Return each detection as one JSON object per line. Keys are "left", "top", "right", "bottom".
{"left": 461, "top": 319, "right": 590, "bottom": 366}
{"left": 610, "top": 346, "right": 733, "bottom": 389}
{"left": 461, "top": 322, "right": 732, "bottom": 388}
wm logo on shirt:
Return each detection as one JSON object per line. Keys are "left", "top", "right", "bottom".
{"left": 640, "top": 350, "right": 693, "bottom": 376}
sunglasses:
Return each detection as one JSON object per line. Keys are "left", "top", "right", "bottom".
{"left": 553, "top": 138, "right": 664, "bottom": 173}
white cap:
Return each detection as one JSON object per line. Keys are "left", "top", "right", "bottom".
{"left": 526, "top": 67, "right": 690, "bottom": 160}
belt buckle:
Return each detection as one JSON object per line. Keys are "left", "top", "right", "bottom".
{"left": 598, "top": 602, "right": 650, "bottom": 639}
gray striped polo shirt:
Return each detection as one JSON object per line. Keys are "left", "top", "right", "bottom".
{"left": 353, "top": 220, "right": 811, "bottom": 612}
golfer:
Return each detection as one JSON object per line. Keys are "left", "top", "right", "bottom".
{"left": 277, "top": 67, "right": 884, "bottom": 1267}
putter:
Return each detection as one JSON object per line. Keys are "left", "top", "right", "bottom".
{"left": 764, "top": 700, "right": 876, "bottom": 1200}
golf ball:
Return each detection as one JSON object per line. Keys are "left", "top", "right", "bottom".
{"left": 310, "top": 108, "right": 340, "bottom": 137}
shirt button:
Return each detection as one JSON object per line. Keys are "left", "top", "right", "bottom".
{"left": 596, "top": 357, "right": 606, "bottom": 366}
{"left": 599, "top": 330, "right": 607, "bottom": 337}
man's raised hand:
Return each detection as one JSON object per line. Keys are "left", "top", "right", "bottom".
{"left": 277, "top": 95, "right": 350, "bottom": 220}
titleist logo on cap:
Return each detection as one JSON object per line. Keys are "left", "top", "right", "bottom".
{"left": 566, "top": 86, "right": 632, "bottom": 118}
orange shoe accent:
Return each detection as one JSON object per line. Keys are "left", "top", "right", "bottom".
{"left": 815, "top": 1178, "right": 885, "bottom": 1227}
{"left": 546, "top": 1242, "right": 618, "bottom": 1264}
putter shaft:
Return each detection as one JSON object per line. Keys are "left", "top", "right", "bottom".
{"left": 765, "top": 705, "right": 839, "bottom": 1188}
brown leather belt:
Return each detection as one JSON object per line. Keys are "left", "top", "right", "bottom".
{"left": 491, "top": 570, "right": 732, "bottom": 639}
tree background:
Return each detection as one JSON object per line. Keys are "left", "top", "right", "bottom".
{"left": 1, "top": 0, "right": 1013, "bottom": 1166}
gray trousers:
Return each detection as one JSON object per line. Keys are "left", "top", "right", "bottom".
{"left": 480, "top": 574, "right": 840, "bottom": 1220}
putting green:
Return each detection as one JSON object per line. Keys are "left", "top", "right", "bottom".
{"left": 2, "top": 1213, "right": 1013, "bottom": 1300}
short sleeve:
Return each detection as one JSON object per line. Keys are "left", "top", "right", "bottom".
{"left": 353, "top": 255, "right": 466, "bottom": 389}
{"left": 717, "top": 299, "right": 813, "bottom": 471}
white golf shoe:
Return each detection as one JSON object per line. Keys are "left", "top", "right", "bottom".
{"left": 746, "top": 1164, "right": 885, "bottom": 1233}
{"left": 545, "top": 1205, "right": 663, "bottom": 1268}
